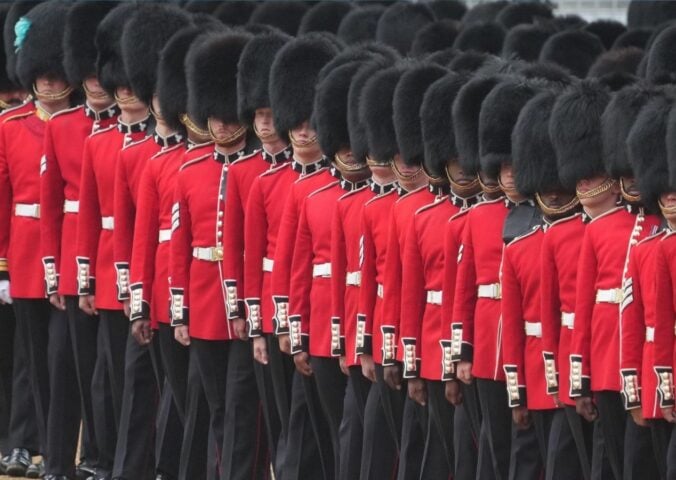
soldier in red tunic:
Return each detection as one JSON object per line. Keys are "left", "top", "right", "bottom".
{"left": 551, "top": 80, "right": 661, "bottom": 480}
{"left": 0, "top": 2, "right": 76, "bottom": 477}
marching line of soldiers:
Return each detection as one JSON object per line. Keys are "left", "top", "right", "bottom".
{"left": 1, "top": 1, "right": 676, "bottom": 480}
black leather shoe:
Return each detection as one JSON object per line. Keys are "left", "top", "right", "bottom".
{"left": 26, "top": 458, "right": 45, "bottom": 478}
{"left": 0, "top": 454, "right": 9, "bottom": 474}
{"left": 155, "top": 472, "right": 177, "bottom": 480}
{"left": 5, "top": 448, "right": 32, "bottom": 477}
{"left": 44, "top": 475, "right": 69, "bottom": 480}
{"left": 76, "top": 462, "right": 97, "bottom": 480}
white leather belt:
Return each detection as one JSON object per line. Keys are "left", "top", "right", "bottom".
{"left": 646, "top": 326, "right": 655, "bottom": 343}
{"left": 101, "top": 216, "right": 114, "bottom": 230}
{"left": 346, "top": 271, "right": 361, "bottom": 286}
{"left": 14, "top": 203, "right": 40, "bottom": 218}
{"left": 525, "top": 321, "right": 542, "bottom": 337}
{"left": 312, "top": 262, "right": 331, "bottom": 278}
{"left": 262, "top": 257, "right": 274, "bottom": 273}
{"left": 561, "top": 312, "right": 575, "bottom": 329}
{"left": 192, "top": 246, "right": 223, "bottom": 262}
{"left": 63, "top": 200, "right": 79, "bottom": 213}
{"left": 377, "top": 283, "right": 384, "bottom": 299}
{"left": 596, "top": 288, "right": 623, "bottom": 304}
{"left": 426, "top": 290, "right": 442, "bottom": 305}
{"left": 158, "top": 229, "right": 171, "bottom": 243}
{"left": 477, "top": 283, "right": 501, "bottom": 299}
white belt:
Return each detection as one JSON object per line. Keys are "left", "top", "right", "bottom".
{"left": 561, "top": 312, "right": 575, "bottom": 329}
{"left": 596, "top": 288, "right": 623, "bottom": 304}
{"left": 14, "top": 203, "right": 40, "bottom": 218}
{"left": 346, "top": 271, "right": 361, "bottom": 286}
{"left": 262, "top": 257, "right": 274, "bottom": 273}
{"left": 477, "top": 283, "right": 501, "bottom": 299}
{"left": 312, "top": 262, "right": 331, "bottom": 278}
{"left": 101, "top": 216, "right": 114, "bottom": 230}
{"left": 646, "top": 326, "right": 655, "bottom": 343}
{"left": 63, "top": 200, "right": 79, "bottom": 213}
{"left": 158, "top": 229, "right": 171, "bottom": 243}
{"left": 192, "top": 246, "right": 223, "bottom": 262}
{"left": 377, "top": 283, "right": 384, "bottom": 299}
{"left": 426, "top": 290, "right": 442, "bottom": 305}
{"left": 525, "top": 321, "right": 542, "bottom": 337}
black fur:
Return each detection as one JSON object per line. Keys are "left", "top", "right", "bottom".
{"left": 502, "top": 23, "right": 553, "bottom": 62}
{"left": 448, "top": 50, "right": 491, "bottom": 73}
{"left": 496, "top": 2, "right": 553, "bottom": 29}
{"left": 645, "top": 25, "right": 676, "bottom": 85}
{"left": 539, "top": 30, "right": 605, "bottom": 78}
{"left": 425, "top": 0, "right": 466, "bottom": 21}
{"left": 337, "top": 6, "right": 385, "bottom": 44}
{"left": 588, "top": 47, "right": 643, "bottom": 79}
{"left": 612, "top": 28, "right": 652, "bottom": 50}
{"left": 583, "top": 19, "right": 626, "bottom": 50}
{"left": 214, "top": 1, "right": 256, "bottom": 26}
{"left": 0, "top": 5, "right": 14, "bottom": 90}
{"left": 376, "top": 2, "right": 435, "bottom": 55}
{"left": 318, "top": 41, "right": 398, "bottom": 84}
{"left": 3, "top": 0, "right": 39, "bottom": 87}
{"left": 453, "top": 22, "right": 506, "bottom": 55}
{"left": 95, "top": 3, "right": 139, "bottom": 95}
{"left": 667, "top": 100, "right": 676, "bottom": 191}
{"left": 627, "top": 0, "right": 676, "bottom": 29}
{"left": 461, "top": 1, "right": 507, "bottom": 25}
{"left": 299, "top": 1, "right": 353, "bottom": 35}
{"left": 411, "top": 20, "right": 460, "bottom": 57}
{"left": 248, "top": 1, "right": 307, "bottom": 36}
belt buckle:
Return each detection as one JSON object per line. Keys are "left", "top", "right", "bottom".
{"left": 613, "top": 288, "right": 623, "bottom": 304}
{"left": 212, "top": 246, "right": 223, "bottom": 261}
{"left": 491, "top": 283, "right": 501, "bottom": 299}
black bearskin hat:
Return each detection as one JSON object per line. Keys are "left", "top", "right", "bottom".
{"left": 411, "top": 20, "right": 460, "bottom": 57}
{"left": 495, "top": 2, "right": 553, "bottom": 29}
{"left": 63, "top": 1, "right": 116, "bottom": 87}
{"left": 588, "top": 47, "right": 643, "bottom": 79}
{"left": 361, "top": 63, "right": 409, "bottom": 165}
{"left": 122, "top": 4, "right": 191, "bottom": 106}
{"left": 645, "top": 25, "right": 676, "bottom": 85}
{"left": 449, "top": 51, "right": 491, "bottom": 74}
{"left": 627, "top": 0, "right": 676, "bottom": 29}
{"left": 248, "top": 1, "right": 308, "bottom": 36}
{"left": 421, "top": 72, "right": 468, "bottom": 178}
{"left": 539, "top": 30, "right": 605, "bottom": 78}
{"left": 213, "top": 1, "right": 256, "bottom": 27}
{"left": 583, "top": 19, "right": 626, "bottom": 50}
{"left": 550, "top": 80, "right": 611, "bottom": 189}
{"left": 612, "top": 27, "right": 652, "bottom": 50}
{"left": 337, "top": 6, "right": 385, "bottom": 44}
{"left": 519, "top": 62, "right": 572, "bottom": 86}
{"left": 502, "top": 24, "right": 553, "bottom": 62}
{"left": 4, "top": 1, "right": 40, "bottom": 88}
{"left": 425, "top": 0, "right": 466, "bottom": 21}
{"left": 186, "top": 31, "right": 252, "bottom": 128}
{"left": 15, "top": 1, "right": 70, "bottom": 91}
{"left": 298, "top": 1, "right": 353, "bottom": 35}
{"left": 453, "top": 75, "right": 502, "bottom": 176}
{"left": 627, "top": 92, "right": 674, "bottom": 209}
{"left": 453, "top": 22, "right": 506, "bottom": 55}
{"left": 269, "top": 34, "right": 341, "bottom": 136}
{"left": 667, "top": 101, "right": 676, "bottom": 191}
{"left": 376, "top": 2, "right": 435, "bottom": 55}
{"left": 96, "top": 3, "right": 139, "bottom": 96}
{"left": 513, "top": 90, "right": 565, "bottom": 196}
{"left": 238, "top": 31, "right": 292, "bottom": 130}
{"left": 0, "top": 5, "right": 15, "bottom": 91}
{"left": 393, "top": 63, "right": 449, "bottom": 166}
{"left": 478, "top": 77, "right": 541, "bottom": 180}
{"left": 461, "top": 1, "right": 508, "bottom": 25}
{"left": 318, "top": 41, "right": 397, "bottom": 84}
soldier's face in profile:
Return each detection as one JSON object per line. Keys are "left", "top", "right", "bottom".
{"left": 0, "top": 89, "right": 26, "bottom": 107}
{"left": 660, "top": 191, "right": 676, "bottom": 226}
{"left": 254, "top": 108, "right": 278, "bottom": 141}
{"left": 620, "top": 176, "right": 640, "bottom": 197}
{"left": 83, "top": 76, "right": 111, "bottom": 109}
{"left": 446, "top": 160, "right": 473, "bottom": 185}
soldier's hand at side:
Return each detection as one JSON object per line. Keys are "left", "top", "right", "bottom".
{"left": 661, "top": 406, "right": 676, "bottom": 423}
{"left": 278, "top": 334, "right": 291, "bottom": 355}
{"left": 339, "top": 356, "right": 349, "bottom": 376}
{"left": 174, "top": 325, "right": 190, "bottom": 346}
{"left": 49, "top": 293, "right": 66, "bottom": 311}
{"left": 79, "top": 295, "right": 97, "bottom": 315}
{"left": 629, "top": 408, "right": 647, "bottom": 427}
{"left": 551, "top": 393, "right": 563, "bottom": 408}
{"left": 512, "top": 405, "right": 532, "bottom": 430}
{"left": 408, "top": 378, "right": 427, "bottom": 406}
{"left": 445, "top": 379, "right": 463, "bottom": 405}
{"left": 123, "top": 299, "right": 131, "bottom": 318}
{"left": 232, "top": 318, "right": 248, "bottom": 341}
{"left": 253, "top": 336, "right": 269, "bottom": 365}
{"left": 384, "top": 364, "right": 402, "bottom": 391}
{"left": 575, "top": 396, "right": 598, "bottom": 422}
{"left": 0, "top": 279, "right": 12, "bottom": 304}
{"left": 294, "top": 352, "right": 313, "bottom": 376}
{"left": 457, "top": 361, "right": 473, "bottom": 384}
{"left": 131, "top": 319, "right": 153, "bottom": 346}
{"left": 361, "top": 354, "right": 376, "bottom": 383}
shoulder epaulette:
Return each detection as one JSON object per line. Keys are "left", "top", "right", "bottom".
{"left": 260, "top": 161, "right": 290, "bottom": 178}
{"left": 293, "top": 166, "right": 328, "bottom": 184}
{"left": 122, "top": 135, "right": 152, "bottom": 150}
{"left": 179, "top": 152, "right": 211, "bottom": 171}
{"left": 2, "top": 111, "right": 33, "bottom": 123}
{"left": 507, "top": 225, "right": 542, "bottom": 247}
{"left": 308, "top": 180, "right": 340, "bottom": 198}
{"left": 365, "top": 188, "right": 397, "bottom": 206}
{"left": 231, "top": 149, "right": 261, "bottom": 165}
{"left": 449, "top": 207, "right": 471, "bottom": 222}
{"left": 415, "top": 197, "right": 446, "bottom": 215}
{"left": 151, "top": 143, "right": 183, "bottom": 159}
{"left": 49, "top": 105, "right": 83, "bottom": 120}
{"left": 89, "top": 124, "right": 117, "bottom": 137}
{"left": 338, "top": 184, "right": 370, "bottom": 201}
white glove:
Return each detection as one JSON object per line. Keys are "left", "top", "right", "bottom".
{"left": 0, "top": 280, "right": 12, "bottom": 304}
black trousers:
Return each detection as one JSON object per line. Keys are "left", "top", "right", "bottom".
{"left": 91, "top": 309, "right": 129, "bottom": 473}
{"left": 650, "top": 419, "right": 671, "bottom": 480}
{"left": 0, "top": 303, "right": 17, "bottom": 453}
{"left": 476, "top": 378, "right": 512, "bottom": 480}
{"left": 397, "top": 389, "right": 426, "bottom": 480}
{"left": 338, "top": 367, "right": 370, "bottom": 480}
{"left": 112, "top": 332, "right": 161, "bottom": 480}
{"left": 220, "top": 339, "right": 268, "bottom": 480}
{"left": 667, "top": 422, "right": 676, "bottom": 480}
{"left": 453, "top": 385, "right": 479, "bottom": 480}
{"left": 65, "top": 296, "right": 99, "bottom": 467}
{"left": 266, "top": 334, "right": 295, "bottom": 476}
{"left": 420, "top": 380, "right": 454, "bottom": 480}
{"left": 545, "top": 407, "right": 585, "bottom": 480}
{"left": 252, "top": 339, "right": 281, "bottom": 477}
{"left": 623, "top": 412, "right": 659, "bottom": 480}
{"left": 360, "top": 365, "right": 399, "bottom": 480}
{"left": 508, "top": 410, "right": 546, "bottom": 480}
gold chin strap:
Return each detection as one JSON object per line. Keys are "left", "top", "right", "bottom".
{"left": 334, "top": 152, "right": 368, "bottom": 173}
{"left": 391, "top": 159, "right": 423, "bottom": 181}
{"left": 366, "top": 155, "right": 390, "bottom": 167}
{"left": 0, "top": 99, "right": 12, "bottom": 110}
{"left": 82, "top": 81, "right": 109, "bottom": 100}
{"left": 535, "top": 192, "right": 580, "bottom": 217}
{"left": 576, "top": 178, "right": 617, "bottom": 200}
{"left": 208, "top": 119, "right": 247, "bottom": 147}
{"left": 478, "top": 174, "right": 501, "bottom": 194}
{"left": 620, "top": 177, "right": 641, "bottom": 203}
{"left": 289, "top": 130, "right": 318, "bottom": 148}
{"left": 32, "top": 84, "right": 73, "bottom": 102}
{"left": 180, "top": 113, "right": 210, "bottom": 138}
{"left": 659, "top": 199, "right": 676, "bottom": 216}
{"left": 114, "top": 91, "right": 140, "bottom": 105}
{"left": 253, "top": 122, "right": 277, "bottom": 141}
{"left": 447, "top": 165, "right": 480, "bottom": 196}
{"left": 149, "top": 103, "right": 164, "bottom": 122}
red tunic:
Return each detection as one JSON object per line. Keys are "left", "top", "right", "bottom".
{"left": 653, "top": 232, "right": 676, "bottom": 411}
{"left": 400, "top": 198, "right": 458, "bottom": 381}
{"left": 381, "top": 186, "right": 435, "bottom": 366}
{"left": 357, "top": 189, "right": 398, "bottom": 365}
{"left": 570, "top": 207, "right": 661, "bottom": 395}
{"left": 331, "top": 185, "right": 375, "bottom": 367}
{"left": 621, "top": 233, "right": 665, "bottom": 418}
{"left": 40, "top": 105, "right": 118, "bottom": 296}
{"left": 129, "top": 143, "right": 185, "bottom": 327}
{"left": 502, "top": 226, "right": 558, "bottom": 411}
{"left": 452, "top": 197, "right": 510, "bottom": 381}
{"left": 540, "top": 213, "right": 586, "bottom": 406}
{"left": 0, "top": 111, "right": 48, "bottom": 298}
{"left": 76, "top": 124, "right": 149, "bottom": 310}
{"left": 113, "top": 136, "right": 160, "bottom": 302}
{"left": 270, "top": 166, "right": 334, "bottom": 335}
